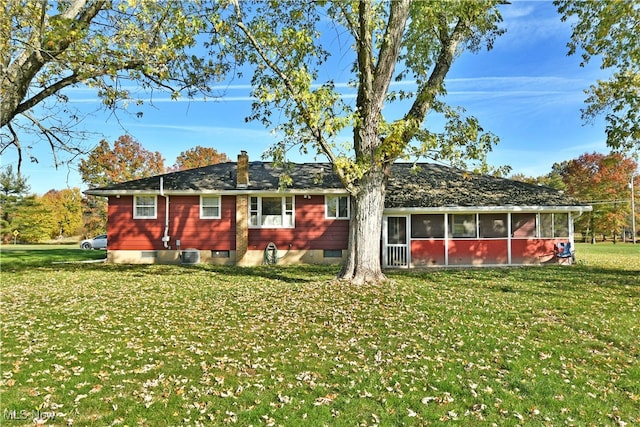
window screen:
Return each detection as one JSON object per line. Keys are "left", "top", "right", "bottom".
{"left": 411, "top": 214, "right": 445, "bottom": 238}
{"left": 479, "top": 214, "right": 508, "bottom": 238}
{"left": 512, "top": 213, "right": 536, "bottom": 238}
{"left": 449, "top": 214, "right": 476, "bottom": 238}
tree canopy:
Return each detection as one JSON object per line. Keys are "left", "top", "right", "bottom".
{"left": 171, "top": 146, "right": 230, "bottom": 171}
{"left": 79, "top": 135, "right": 165, "bottom": 188}
{"left": 208, "top": 0, "right": 506, "bottom": 283}
{"left": 1, "top": 0, "right": 226, "bottom": 172}
{"left": 555, "top": 0, "right": 640, "bottom": 151}
{"left": 558, "top": 152, "right": 637, "bottom": 241}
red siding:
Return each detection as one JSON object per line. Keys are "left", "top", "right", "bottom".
{"left": 411, "top": 240, "right": 446, "bottom": 266}
{"left": 107, "top": 195, "right": 235, "bottom": 251}
{"left": 511, "top": 239, "right": 558, "bottom": 264}
{"left": 248, "top": 195, "right": 348, "bottom": 251}
{"left": 168, "top": 196, "right": 235, "bottom": 250}
{"left": 107, "top": 196, "right": 165, "bottom": 250}
{"left": 107, "top": 194, "right": 347, "bottom": 253}
{"left": 448, "top": 239, "right": 508, "bottom": 265}
{"left": 409, "top": 237, "right": 567, "bottom": 266}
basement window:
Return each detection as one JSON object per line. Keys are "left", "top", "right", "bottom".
{"left": 141, "top": 251, "right": 157, "bottom": 259}
{"left": 211, "top": 250, "right": 230, "bottom": 258}
{"left": 323, "top": 249, "right": 343, "bottom": 258}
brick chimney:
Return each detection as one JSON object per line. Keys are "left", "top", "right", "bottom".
{"left": 237, "top": 151, "right": 249, "bottom": 188}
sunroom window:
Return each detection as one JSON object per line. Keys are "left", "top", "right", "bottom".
{"left": 512, "top": 213, "right": 536, "bottom": 238}
{"left": 325, "top": 195, "right": 350, "bottom": 219}
{"left": 133, "top": 195, "right": 157, "bottom": 219}
{"left": 249, "top": 196, "right": 294, "bottom": 228}
{"left": 539, "top": 213, "right": 570, "bottom": 238}
{"left": 449, "top": 214, "right": 477, "bottom": 238}
{"left": 200, "top": 196, "right": 221, "bottom": 219}
{"left": 479, "top": 213, "right": 508, "bottom": 238}
{"left": 553, "top": 213, "right": 569, "bottom": 237}
{"left": 411, "top": 214, "right": 445, "bottom": 238}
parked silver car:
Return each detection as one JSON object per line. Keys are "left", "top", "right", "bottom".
{"left": 80, "top": 234, "right": 107, "bottom": 250}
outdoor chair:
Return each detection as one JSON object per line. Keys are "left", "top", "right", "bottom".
{"left": 555, "top": 242, "right": 574, "bottom": 265}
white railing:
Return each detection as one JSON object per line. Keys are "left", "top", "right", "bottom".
{"left": 386, "top": 245, "right": 408, "bottom": 268}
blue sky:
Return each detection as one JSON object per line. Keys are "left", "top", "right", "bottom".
{"left": 4, "top": 1, "right": 613, "bottom": 195}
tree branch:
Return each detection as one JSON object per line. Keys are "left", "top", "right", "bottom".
{"left": 15, "top": 72, "right": 82, "bottom": 116}
{"left": 230, "top": 0, "right": 349, "bottom": 188}
{"left": 6, "top": 124, "right": 22, "bottom": 173}
{"left": 371, "top": 0, "right": 411, "bottom": 114}
{"left": 1, "top": 0, "right": 107, "bottom": 128}
{"left": 403, "top": 17, "right": 469, "bottom": 139}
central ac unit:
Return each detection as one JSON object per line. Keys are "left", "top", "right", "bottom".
{"left": 181, "top": 249, "right": 200, "bottom": 265}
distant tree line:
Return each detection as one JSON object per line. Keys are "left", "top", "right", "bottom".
{"left": 0, "top": 136, "right": 229, "bottom": 243}
{"left": 511, "top": 152, "right": 638, "bottom": 243}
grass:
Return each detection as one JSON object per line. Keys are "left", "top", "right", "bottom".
{"left": 0, "top": 244, "right": 107, "bottom": 268}
{"left": 1, "top": 243, "right": 638, "bottom": 426}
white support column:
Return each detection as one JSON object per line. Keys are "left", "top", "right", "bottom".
{"left": 507, "top": 212, "right": 512, "bottom": 265}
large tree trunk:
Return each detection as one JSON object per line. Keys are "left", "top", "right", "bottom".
{"left": 338, "top": 166, "right": 388, "bottom": 285}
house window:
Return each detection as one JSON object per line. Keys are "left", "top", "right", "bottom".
{"left": 479, "top": 213, "right": 508, "bottom": 238}
{"left": 411, "top": 214, "right": 445, "bottom": 238}
{"left": 449, "top": 214, "right": 477, "bottom": 238}
{"left": 134, "top": 195, "right": 157, "bottom": 219}
{"left": 512, "top": 213, "right": 536, "bottom": 238}
{"left": 249, "top": 196, "right": 294, "bottom": 228}
{"left": 200, "top": 196, "right": 221, "bottom": 219}
{"left": 325, "top": 195, "right": 350, "bottom": 219}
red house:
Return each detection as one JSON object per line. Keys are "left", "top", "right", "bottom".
{"left": 85, "top": 152, "right": 592, "bottom": 267}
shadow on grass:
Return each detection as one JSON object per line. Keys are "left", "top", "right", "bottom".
{"left": 0, "top": 247, "right": 107, "bottom": 269}
{"left": 1, "top": 257, "right": 340, "bottom": 285}
{"left": 392, "top": 265, "right": 640, "bottom": 296}
{"left": 2, "top": 246, "right": 637, "bottom": 292}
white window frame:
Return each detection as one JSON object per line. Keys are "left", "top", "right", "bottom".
{"left": 133, "top": 195, "right": 157, "bottom": 219}
{"left": 325, "top": 195, "right": 350, "bottom": 219}
{"left": 200, "top": 195, "right": 221, "bottom": 219}
{"left": 538, "top": 213, "right": 570, "bottom": 238}
{"left": 249, "top": 196, "right": 295, "bottom": 228}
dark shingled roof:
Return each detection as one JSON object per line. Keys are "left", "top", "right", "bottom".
{"left": 385, "top": 163, "right": 578, "bottom": 207}
{"left": 86, "top": 161, "right": 581, "bottom": 207}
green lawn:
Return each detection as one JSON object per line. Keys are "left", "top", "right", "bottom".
{"left": 1, "top": 244, "right": 638, "bottom": 425}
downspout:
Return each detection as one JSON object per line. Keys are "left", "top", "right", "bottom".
{"left": 570, "top": 208, "right": 585, "bottom": 248}
{"left": 160, "top": 177, "right": 170, "bottom": 249}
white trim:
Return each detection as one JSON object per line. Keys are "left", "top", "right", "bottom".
{"left": 325, "top": 195, "right": 350, "bottom": 219}
{"left": 507, "top": 213, "right": 512, "bottom": 265}
{"left": 248, "top": 195, "right": 295, "bottom": 229}
{"left": 383, "top": 215, "right": 410, "bottom": 268}
{"left": 86, "top": 189, "right": 350, "bottom": 196}
{"left": 133, "top": 195, "right": 157, "bottom": 219}
{"left": 383, "top": 205, "right": 592, "bottom": 214}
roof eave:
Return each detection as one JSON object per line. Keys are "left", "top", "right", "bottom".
{"left": 84, "top": 188, "right": 350, "bottom": 196}
{"left": 383, "top": 205, "right": 593, "bottom": 214}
